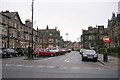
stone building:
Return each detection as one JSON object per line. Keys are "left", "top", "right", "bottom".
{"left": 81, "top": 26, "right": 108, "bottom": 49}
{"left": 108, "top": 13, "right": 120, "bottom": 48}
{"left": 0, "top": 13, "right": 8, "bottom": 48}
{"left": 0, "top": 10, "right": 39, "bottom": 49}
{"left": 38, "top": 25, "right": 63, "bottom": 48}
{"left": 64, "top": 41, "right": 73, "bottom": 50}
{"left": 0, "top": 10, "right": 65, "bottom": 49}
{"left": 73, "top": 42, "right": 80, "bottom": 51}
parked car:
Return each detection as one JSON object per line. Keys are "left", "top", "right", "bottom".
{"left": 0, "top": 49, "right": 3, "bottom": 58}
{"left": 3, "top": 48, "right": 18, "bottom": 58}
{"left": 61, "top": 48, "right": 68, "bottom": 53}
{"left": 59, "top": 49, "right": 65, "bottom": 55}
{"left": 34, "top": 48, "right": 56, "bottom": 57}
{"left": 46, "top": 47, "right": 60, "bottom": 56}
{"left": 81, "top": 49, "right": 98, "bottom": 62}
{"left": 80, "top": 49, "right": 87, "bottom": 55}
{"left": 68, "top": 49, "right": 72, "bottom": 53}
{"left": 16, "top": 48, "right": 25, "bottom": 56}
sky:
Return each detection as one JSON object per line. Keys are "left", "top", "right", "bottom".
{"left": 0, "top": 0, "right": 119, "bottom": 42}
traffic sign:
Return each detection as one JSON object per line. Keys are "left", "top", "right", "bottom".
{"left": 103, "top": 36, "right": 109, "bottom": 42}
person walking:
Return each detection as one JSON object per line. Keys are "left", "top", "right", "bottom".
{"left": 28, "top": 47, "right": 31, "bottom": 58}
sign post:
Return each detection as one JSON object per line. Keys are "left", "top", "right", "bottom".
{"left": 103, "top": 36, "right": 109, "bottom": 62}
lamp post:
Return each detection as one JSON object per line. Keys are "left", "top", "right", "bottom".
{"left": 66, "top": 33, "right": 68, "bottom": 48}
{"left": 31, "top": 0, "right": 34, "bottom": 49}
{"left": 7, "top": 25, "right": 9, "bottom": 48}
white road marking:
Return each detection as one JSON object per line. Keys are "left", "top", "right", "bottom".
{"left": 66, "top": 60, "right": 70, "bottom": 62}
{"left": 5, "top": 64, "right": 15, "bottom": 66}
{"left": 64, "top": 59, "right": 70, "bottom": 62}
{"left": 64, "top": 59, "right": 67, "bottom": 62}
{"left": 5, "top": 64, "right": 8, "bottom": 66}
{"left": 71, "top": 67, "right": 80, "bottom": 69}
{"left": 47, "top": 66, "right": 55, "bottom": 68}
{"left": 16, "top": 65, "right": 24, "bottom": 67}
{"left": 37, "top": 65, "right": 45, "bottom": 68}
{"left": 24, "top": 65, "right": 33, "bottom": 68}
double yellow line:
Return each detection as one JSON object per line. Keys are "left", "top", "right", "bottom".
{"left": 98, "top": 64, "right": 118, "bottom": 69}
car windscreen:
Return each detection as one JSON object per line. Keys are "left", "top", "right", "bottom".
{"left": 4, "top": 49, "right": 15, "bottom": 52}
{"left": 43, "top": 49, "right": 48, "bottom": 51}
{"left": 84, "top": 50, "right": 96, "bottom": 53}
{"left": 38, "top": 49, "right": 44, "bottom": 51}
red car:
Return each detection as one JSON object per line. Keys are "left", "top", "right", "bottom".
{"left": 34, "top": 48, "right": 56, "bottom": 57}
{"left": 59, "top": 50, "right": 65, "bottom": 55}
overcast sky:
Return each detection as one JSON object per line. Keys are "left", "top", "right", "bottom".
{"left": 0, "top": 0, "right": 119, "bottom": 42}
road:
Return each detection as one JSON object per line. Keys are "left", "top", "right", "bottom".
{"left": 2, "top": 51, "right": 118, "bottom": 78}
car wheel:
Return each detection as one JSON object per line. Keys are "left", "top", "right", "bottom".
{"left": 93, "top": 58, "right": 97, "bottom": 62}
{"left": 82, "top": 57, "right": 85, "bottom": 61}
{"left": 3, "top": 52, "right": 6, "bottom": 58}
{"left": 9, "top": 54, "right": 12, "bottom": 58}
{"left": 50, "top": 53, "right": 54, "bottom": 57}
{"left": 55, "top": 52, "right": 58, "bottom": 56}
{"left": 16, "top": 54, "right": 18, "bottom": 57}
{"left": 82, "top": 58, "right": 84, "bottom": 61}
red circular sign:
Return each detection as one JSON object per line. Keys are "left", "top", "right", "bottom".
{"left": 103, "top": 36, "right": 109, "bottom": 42}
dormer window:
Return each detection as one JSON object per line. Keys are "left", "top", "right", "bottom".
{"left": 14, "top": 23, "right": 17, "bottom": 28}
{"left": 15, "top": 16, "right": 17, "bottom": 20}
{"left": 100, "top": 30, "right": 103, "bottom": 33}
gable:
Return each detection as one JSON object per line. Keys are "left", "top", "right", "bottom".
{"left": 12, "top": 13, "right": 22, "bottom": 24}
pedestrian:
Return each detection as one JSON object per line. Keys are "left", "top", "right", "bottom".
{"left": 28, "top": 47, "right": 31, "bottom": 58}
{"left": 31, "top": 48, "right": 34, "bottom": 58}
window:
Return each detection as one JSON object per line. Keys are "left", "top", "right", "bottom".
{"left": 100, "top": 36, "right": 103, "bottom": 40}
{"left": 39, "top": 39, "right": 42, "bottom": 43}
{"left": 43, "top": 39, "right": 47, "bottom": 43}
{"left": 56, "top": 39, "right": 58, "bottom": 43}
{"left": 14, "top": 23, "right": 17, "bottom": 28}
{"left": 48, "top": 44, "right": 53, "bottom": 47}
{"left": 89, "top": 36, "right": 91, "bottom": 40}
{"left": 49, "top": 39, "right": 53, "bottom": 43}
{"left": 3, "top": 18, "right": 7, "bottom": 24}
{"left": 90, "top": 30, "right": 92, "bottom": 33}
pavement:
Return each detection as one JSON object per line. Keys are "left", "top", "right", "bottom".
{"left": 98, "top": 54, "right": 118, "bottom": 69}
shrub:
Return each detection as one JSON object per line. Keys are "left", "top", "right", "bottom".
{"left": 99, "top": 48, "right": 105, "bottom": 54}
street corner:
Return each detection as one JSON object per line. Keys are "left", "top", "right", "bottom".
{"left": 98, "top": 57, "right": 118, "bottom": 69}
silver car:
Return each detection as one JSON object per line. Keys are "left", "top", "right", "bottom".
{"left": 81, "top": 49, "right": 98, "bottom": 62}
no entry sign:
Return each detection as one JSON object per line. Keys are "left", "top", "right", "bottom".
{"left": 103, "top": 36, "right": 109, "bottom": 42}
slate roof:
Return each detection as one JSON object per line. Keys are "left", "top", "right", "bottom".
{"left": 1, "top": 11, "right": 23, "bottom": 24}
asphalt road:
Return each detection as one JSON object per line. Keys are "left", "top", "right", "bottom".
{"left": 2, "top": 51, "right": 118, "bottom": 78}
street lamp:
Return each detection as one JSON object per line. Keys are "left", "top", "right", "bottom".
{"left": 66, "top": 33, "right": 68, "bottom": 41}
{"left": 66, "top": 33, "right": 68, "bottom": 48}
{"left": 31, "top": 0, "right": 34, "bottom": 49}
